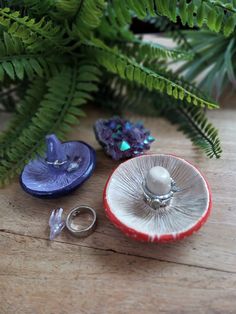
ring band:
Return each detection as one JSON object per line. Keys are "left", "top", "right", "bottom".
{"left": 66, "top": 205, "right": 97, "bottom": 237}
{"left": 45, "top": 159, "right": 68, "bottom": 167}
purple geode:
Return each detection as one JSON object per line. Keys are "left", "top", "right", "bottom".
{"left": 20, "top": 134, "right": 96, "bottom": 198}
{"left": 94, "top": 117, "right": 155, "bottom": 160}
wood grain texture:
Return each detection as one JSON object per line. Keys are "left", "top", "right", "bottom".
{"left": 0, "top": 105, "right": 236, "bottom": 313}
{"left": 1, "top": 232, "right": 236, "bottom": 314}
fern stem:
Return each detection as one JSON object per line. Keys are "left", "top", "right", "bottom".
{"left": 177, "top": 106, "right": 220, "bottom": 158}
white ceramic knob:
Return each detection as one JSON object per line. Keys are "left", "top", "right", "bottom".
{"left": 146, "top": 166, "right": 171, "bottom": 196}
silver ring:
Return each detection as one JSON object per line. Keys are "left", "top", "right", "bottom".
{"left": 46, "top": 159, "right": 68, "bottom": 167}
{"left": 142, "top": 178, "right": 177, "bottom": 210}
{"left": 66, "top": 205, "right": 97, "bottom": 237}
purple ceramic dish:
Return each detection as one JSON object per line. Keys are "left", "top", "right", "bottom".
{"left": 20, "top": 134, "right": 96, "bottom": 198}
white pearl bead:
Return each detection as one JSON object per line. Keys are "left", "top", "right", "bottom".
{"left": 146, "top": 166, "right": 171, "bottom": 196}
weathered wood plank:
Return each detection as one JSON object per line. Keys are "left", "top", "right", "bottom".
{"left": 0, "top": 109, "right": 235, "bottom": 273}
{"left": 1, "top": 232, "right": 236, "bottom": 314}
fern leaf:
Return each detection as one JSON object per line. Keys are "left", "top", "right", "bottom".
{"left": 170, "top": 105, "right": 222, "bottom": 159}
{"left": 0, "top": 62, "right": 101, "bottom": 185}
{"left": 69, "top": 0, "right": 106, "bottom": 39}
{"left": 97, "top": 0, "right": 134, "bottom": 41}
{"left": 0, "top": 8, "right": 67, "bottom": 51}
{"left": 22, "top": 0, "right": 54, "bottom": 15}
{"left": 83, "top": 42, "right": 218, "bottom": 109}
{"left": 102, "top": 0, "right": 236, "bottom": 37}
{"left": 0, "top": 32, "right": 58, "bottom": 80}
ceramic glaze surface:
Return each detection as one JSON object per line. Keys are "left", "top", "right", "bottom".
{"left": 105, "top": 154, "right": 210, "bottom": 241}
{"left": 146, "top": 166, "right": 172, "bottom": 195}
{"left": 21, "top": 141, "right": 96, "bottom": 197}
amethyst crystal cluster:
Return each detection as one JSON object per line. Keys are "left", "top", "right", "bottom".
{"left": 94, "top": 117, "right": 155, "bottom": 160}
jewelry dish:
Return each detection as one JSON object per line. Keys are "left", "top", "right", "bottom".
{"left": 103, "top": 154, "right": 212, "bottom": 242}
{"left": 20, "top": 134, "right": 96, "bottom": 198}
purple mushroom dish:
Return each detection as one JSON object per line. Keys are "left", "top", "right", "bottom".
{"left": 20, "top": 134, "right": 96, "bottom": 198}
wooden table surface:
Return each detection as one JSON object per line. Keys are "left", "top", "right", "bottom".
{"left": 0, "top": 94, "right": 236, "bottom": 313}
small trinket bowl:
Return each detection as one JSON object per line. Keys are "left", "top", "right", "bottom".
{"left": 20, "top": 134, "right": 96, "bottom": 198}
{"left": 103, "top": 154, "right": 212, "bottom": 242}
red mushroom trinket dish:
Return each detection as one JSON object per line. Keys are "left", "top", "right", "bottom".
{"left": 103, "top": 154, "right": 212, "bottom": 242}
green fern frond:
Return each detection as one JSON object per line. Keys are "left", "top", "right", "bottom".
{"left": 147, "top": 61, "right": 217, "bottom": 105}
{"left": 168, "top": 105, "right": 222, "bottom": 159}
{"left": 0, "top": 1, "right": 226, "bottom": 185}
{"left": 0, "top": 63, "right": 101, "bottom": 185}
{"left": 103, "top": 0, "right": 236, "bottom": 36}
{"left": 97, "top": 1, "right": 134, "bottom": 41}
{"left": 83, "top": 42, "right": 218, "bottom": 109}
{"left": 97, "top": 76, "right": 222, "bottom": 159}
{"left": 69, "top": 0, "right": 106, "bottom": 39}
{"left": 0, "top": 32, "right": 58, "bottom": 80}
{"left": 4, "top": 0, "right": 53, "bottom": 16}
{"left": 21, "top": 0, "right": 104, "bottom": 28}
{"left": 0, "top": 8, "right": 67, "bottom": 51}
{"left": 54, "top": 0, "right": 80, "bottom": 17}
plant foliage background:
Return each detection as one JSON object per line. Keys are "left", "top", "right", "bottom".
{"left": 0, "top": 0, "right": 235, "bottom": 185}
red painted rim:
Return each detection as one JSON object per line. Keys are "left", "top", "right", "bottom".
{"left": 103, "top": 154, "right": 212, "bottom": 243}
